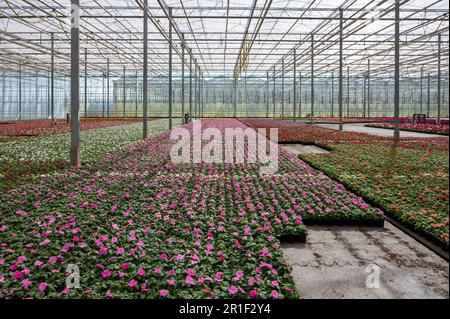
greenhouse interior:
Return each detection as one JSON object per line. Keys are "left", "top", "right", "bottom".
{"left": 0, "top": 0, "right": 449, "bottom": 303}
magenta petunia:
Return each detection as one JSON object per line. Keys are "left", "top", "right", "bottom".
{"left": 184, "top": 276, "right": 195, "bottom": 285}
{"left": 228, "top": 286, "right": 238, "bottom": 296}
{"left": 37, "top": 282, "right": 48, "bottom": 293}
{"left": 12, "top": 271, "right": 24, "bottom": 280}
{"left": 16, "top": 210, "right": 27, "bottom": 216}
{"left": 249, "top": 290, "right": 258, "bottom": 298}
{"left": 214, "top": 272, "right": 223, "bottom": 282}
{"left": 167, "top": 279, "right": 175, "bottom": 286}
{"left": 137, "top": 268, "right": 146, "bottom": 276}
{"left": 154, "top": 268, "right": 162, "bottom": 275}
{"left": 128, "top": 279, "right": 138, "bottom": 288}
{"left": 21, "top": 278, "right": 33, "bottom": 290}
{"left": 186, "top": 268, "right": 196, "bottom": 276}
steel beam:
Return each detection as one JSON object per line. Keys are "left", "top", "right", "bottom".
{"left": 34, "top": 71, "right": 38, "bottom": 118}
{"left": 3, "top": 5, "right": 447, "bottom": 13}
{"left": 266, "top": 71, "right": 269, "bottom": 117}
{"left": 272, "top": 66, "right": 275, "bottom": 118}
{"left": 367, "top": 59, "right": 370, "bottom": 118}
{"left": 84, "top": 47, "right": 87, "bottom": 121}
{"left": 420, "top": 66, "right": 423, "bottom": 114}
{"left": 347, "top": 66, "right": 350, "bottom": 117}
{"left": 363, "top": 76, "right": 366, "bottom": 117}
{"left": 293, "top": 49, "right": 296, "bottom": 122}
{"left": 197, "top": 66, "right": 200, "bottom": 118}
{"left": 18, "top": 62, "right": 22, "bottom": 120}
{"left": 200, "top": 72, "right": 203, "bottom": 117}
{"left": 51, "top": 32, "right": 55, "bottom": 124}
{"left": 311, "top": 33, "right": 314, "bottom": 124}
{"left": 339, "top": 10, "right": 343, "bottom": 130}
{"left": 107, "top": 58, "right": 110, "bottom": 119}
{"left": 135, "top": 71, "right": 138, "bottom": 118}
{"left": 394, "top": 0, "right": 400, "bottom": 143}
{"left": 143, "top": 0, "right": 148, "bottom": 138}
{"left": 181, "top": 33, "right": 185, "bottom": 124}
{"left": 70, "top": 0, "right": 80, "bottom": 167}
{"left": 233, "top": 81, "right": 237, "bottom": 118}
{"left": 427, "top": 73, "right": 430, "bottom": 118}
{"left": 281, "top": 59, "right": 285, "bottom": 119}
{"left": 123, "top": 65, "right": 126, "bottom": 119}
{"left": 354, "top": 79, "right": 358, "bottom": 117}
{"left": 331, "top": 72, "right": 334, "bottom": 118}
{"left": 299, "top": 72, "right": 302, "bottom": 118}
{"left": 189, "top": 51, "right": 192, "bottom": 116}
{"left": 168, "top": 7, "right": 173, "bottom": 129}
{"left": 102, "top": 73, "right": 105, "bottom": 117}
{"left": 201, "top": 72, "right": 205, "bottom": 117}
{"left": 47, "top": 73, "right": 50, "bottom": 119}
{"left": 194, "top": 65, "right": 197, "bottom": 118}
{"left": 437, "top": 33, "right": 441, "bottom": 125}
{"left": 1, "top": 71, "right": 5, "bottom": 118}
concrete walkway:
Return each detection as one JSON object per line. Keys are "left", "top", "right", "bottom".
{"left": 282, "top": 223, "right": 449, "bottom": 299}
{"left": 281, "top": 144, "right": 329, "bottom": 155}
{"left": 316, "top": 123, "right": 447, "bottom": 138}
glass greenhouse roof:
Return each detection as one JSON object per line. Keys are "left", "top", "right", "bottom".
{"left": 0, "top": 0, "right": 448, "bottom": 79}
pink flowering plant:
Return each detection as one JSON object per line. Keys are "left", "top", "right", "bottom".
{"left": 366, "top": 122, "right": 449, "bottom": 135}
{"left": 0, "top": 119, "right": 383, "bottom": 299}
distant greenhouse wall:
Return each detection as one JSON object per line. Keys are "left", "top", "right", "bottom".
{"left": 0, "top": 68, "right": 70, "bottom": 121}
{"left": 1, "top": 69, "right": 448, "bottom": 120}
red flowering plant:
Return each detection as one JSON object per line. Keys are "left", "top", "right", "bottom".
{"left": 366, "top": 122, "right": 449, "bottom": 135}
{"left": 316, "top": 117, "right": 449, "bottom": 125}
{"left": 242, "top": 118, "right": 449, "bottom": 248}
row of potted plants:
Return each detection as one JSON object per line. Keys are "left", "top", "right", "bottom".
{"left": 241, "top": 118, "right": 449, "bottom": 248}
{"left": 0, "top": 119, "right": 383, "bottom": 298}
{"left": 0, "top": 120, "right": 169, "bottom": 192}
{"left": 365, "top": 122, "right": 449, "bottom": 135}
{"left": 0, "top": 119, "right": 139, "bottom": 142}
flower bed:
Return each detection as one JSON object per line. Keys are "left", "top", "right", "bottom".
{"left": 241, "top": 118, "right": 449, "bottom": 248}
{"left": 237, "top": 118, "right": 306, "bottom": 127}
{"left": 0, "top": 119, "right": 141, "bottom": 142}
{"left": 0, "top": 119, "right": 383, "bottom": 298}
{"left": 0, "top": 120, "right": 169, "bottom": 192}
{"left": 240, "top": 118, "right": 449, "bottom": 152}
{"left": 366, "top": 123, "right": 449, "bottom": 135}
{"left": 315, "top": 117, "right": 449, "bottom": 125}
